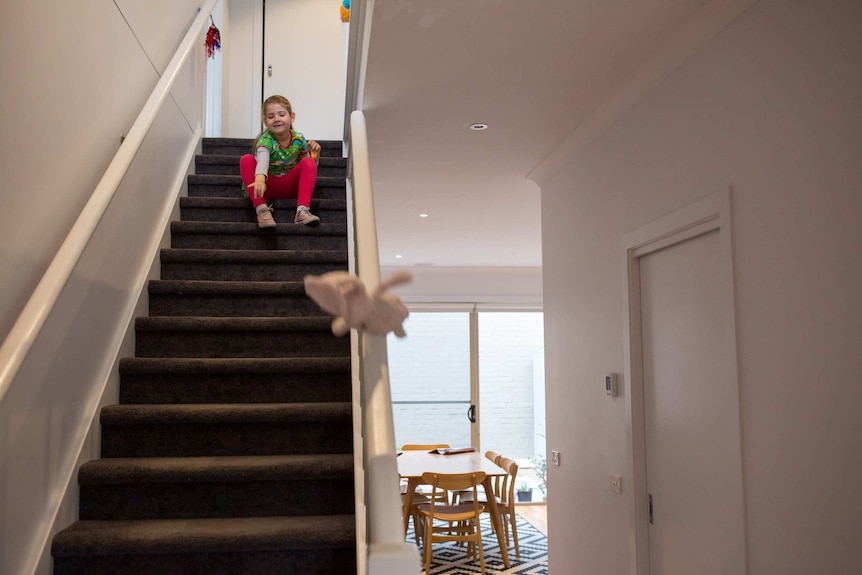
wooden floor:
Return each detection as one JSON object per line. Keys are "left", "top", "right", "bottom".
{"left": 515, "top": 503, "right": 547, "bottom": 535}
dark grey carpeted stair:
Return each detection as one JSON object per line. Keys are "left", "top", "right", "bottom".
{"left": 52, "top": 138, "right": 356, "bottom": 574}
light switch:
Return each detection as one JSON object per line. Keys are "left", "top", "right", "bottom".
{"left": 610, "top": 474, "right": 623, "bottom": 494}
{"left": 551, "top": 450, "right": 560, "bottom": 466}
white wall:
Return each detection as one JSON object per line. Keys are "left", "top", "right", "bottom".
{"left": 0, "top": 2, "right": 206, "bottom": 573}
{"left": 0, "top": 0, "right": 200, "bottom": 346}
{"left": 223, "top": 0, "right": 346, "bottom": 139}
{"left": 539, "top": 1, "right": 862, "bottom": 573}
{"left": 381, "top": 266, "right": 543, "bottom": 306}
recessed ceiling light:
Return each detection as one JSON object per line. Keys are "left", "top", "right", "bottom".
{"left": 419, "top": 213, "right": 429, "bottom": 218}
{"left": 395, "top": 254, "right": 403, "bottom": 259}
{"left": 469, "top": 123, "right": 488, "bottom": 131}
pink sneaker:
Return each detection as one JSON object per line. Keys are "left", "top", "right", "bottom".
{"left": 256, "top": 205, "right": 276, "bottom": 229}
{"left": 294, "top": 208, "right": 320, "bottom": 225}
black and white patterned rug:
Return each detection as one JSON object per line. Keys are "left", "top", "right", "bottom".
{"left": 407, "top": 514, "right": 549, "bottom": 574}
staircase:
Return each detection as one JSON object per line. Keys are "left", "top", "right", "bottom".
{"left": 51, "top": 138, "right": 357, "bottom": 574}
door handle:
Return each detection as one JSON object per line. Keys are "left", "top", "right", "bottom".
{"left": 267, "top": 65, "right": 272, "bottom": 77}
{"left": 649, "top": 493, "right": 654, "bottom": 524}
{"left": 467, "top": 404, "right": 476, "bottom": 423}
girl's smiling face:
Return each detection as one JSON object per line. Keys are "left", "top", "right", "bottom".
{"left": 263, "top": 103, "right": 294, "bottom": 138}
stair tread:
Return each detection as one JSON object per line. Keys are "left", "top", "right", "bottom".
{"left": 159, "top": 248, "right": 347, "bottom": 263}
{"left": 52, "top": 514, "right": 356, "bottom": 556}
{"left": 79, "top": 453, "right": 354, "bottom": 483}
{"left": 180, "top": 196, "right": 347, "bottom": 208}
{"left": 196, "top": 154, "right": 346, "bottom": 165}
{"left": 170, "top": 221, "right": 348, "bottom": 235}
{"left": 149, "top": 280, "right": 309, "bottom": 295}
{"left": 135, "top": 316, "right": 334, "bottom": 331}
{"left": 188, "top": 174, "right": 345, "bottom": 186}
{"left": 118, "top": 356, "right": 350, "bottom": 373}
{"left": 100, "top": 402, "right": 352, "bottom": 424}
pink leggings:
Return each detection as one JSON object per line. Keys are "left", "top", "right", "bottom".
{"left": 239, "top": 154, "right": 317, "bottom": 209}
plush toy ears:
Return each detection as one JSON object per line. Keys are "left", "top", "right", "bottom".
{"left": 304, "top": 270, "right": 413, "bottom": 337}
{"left": 303, "top": 271, "right": 362, "bottom": 318}
{"left": 374, "top": 269, "right": 413, "bottom": 295}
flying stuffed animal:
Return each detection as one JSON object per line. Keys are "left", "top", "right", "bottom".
{"left": 304, "top": 270, "right": 412, "bottom": 337}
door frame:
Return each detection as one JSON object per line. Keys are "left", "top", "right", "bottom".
{"left": 621, "top": 188, "right": 746, "bottom": 574}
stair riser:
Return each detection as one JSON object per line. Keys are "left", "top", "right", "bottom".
{"left": 189, "top": 181, "right": 346, "bottom": 200}
{"left": 180, "top": 206, "right": 347, "bottom": 224}
{"left": 100, "top": 421, "right": 353, "bottom": 457}
{"left": 148, "top": 294, "right": 329, "bottom": 317}
{"left": 80, "top": 478, "right": 354, "bottom": 520}
{"left": 159, "top": 262, "right": 346, "bottom": 282}
{"left": 195, "top": 160, "right": 347, "bottom": 179}
{"left": 119, "top": 374, "right": 351, "bottom": 404}
{"left": 54, "top": 548, "right": 356, "bottom": 575}
{"left": 135, "top": 331, "right": 348, "bottom": 358}
{"left": 170, "top": 233, "right": 348, "bottom": 251}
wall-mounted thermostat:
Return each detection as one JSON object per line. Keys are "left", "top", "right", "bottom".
{"left": 605, "top": 373, "right": 618, "bottom": 397}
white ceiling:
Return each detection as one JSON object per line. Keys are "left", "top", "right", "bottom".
{"left": 359, "top": 0, "right": 710, "bottom": 269}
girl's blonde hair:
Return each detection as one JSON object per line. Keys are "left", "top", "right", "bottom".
{"left": 253, "top": 95, "right": 294, "bottom": 148}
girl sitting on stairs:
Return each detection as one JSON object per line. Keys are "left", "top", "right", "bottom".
{"left": 240, "top": 95, "right": 321, "bottom": 228}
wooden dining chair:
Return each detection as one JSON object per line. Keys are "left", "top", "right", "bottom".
{"left": 495, "top": 457, "right": 521, "bottom": 558}
{"left": 401, "top": 444, "right": 452, "bottom": 505}
{"left": 418, "top": 471, "right": 488, "bottom": 575}
{"left": 400, "top": 443, "right": 451, "bottom": 543}
{"left": 457, "top": 455, "right": 521, "bottom": 558}
{"left": 452, "top": 450, "right": 502, "bottom": 505}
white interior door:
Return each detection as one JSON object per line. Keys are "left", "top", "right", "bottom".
{"left": 638, "top": 228, "right": 745, "bottom": 574}
{"left": 262, "top": 0, "right": 345, "bottom": 140}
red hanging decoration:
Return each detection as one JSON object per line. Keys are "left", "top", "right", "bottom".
{"left": 205, "top": 16, "right": 221, "bottom": 59}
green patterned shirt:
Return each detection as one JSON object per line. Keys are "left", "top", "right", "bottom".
{"left": 256, "top": 129, "right": 309, "bottom": 176}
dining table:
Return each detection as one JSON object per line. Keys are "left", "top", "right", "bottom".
{"left": 397, "top": 448, "right": 511, "bottom": 568}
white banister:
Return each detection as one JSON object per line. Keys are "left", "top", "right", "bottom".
{"left": 349, "top": 111, "right": 420, "bottom": 573}
{"left": 0, "top": 0, "right": 218, "bottom": 408}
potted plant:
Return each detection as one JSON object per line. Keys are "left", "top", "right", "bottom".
{"left": 516, "top": 483, "right": 532, "bottom": 502}
{"left": 529, "top": 455, "right": 547, "bottom": 501}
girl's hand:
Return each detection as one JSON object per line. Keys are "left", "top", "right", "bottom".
{"left": 308, "top": 140, "right": 321, "bottom": 161}
{"left": 249, "top": 175, "right": 267, "bottom": 199}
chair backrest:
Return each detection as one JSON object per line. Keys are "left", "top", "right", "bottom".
{"left": 484, "top": 450, "right": 502, "bottom": 465}
{"left": 401, "top": 443, "right": 450, "bottom": 451}
{"left": 421, "top": 471, "right": 486, "bottom": 511}
{"left": 484, "top": 450, "right": 503, "bottom": 493}
{"left": 497, "top": 457, "right": 519, "bottom": 505}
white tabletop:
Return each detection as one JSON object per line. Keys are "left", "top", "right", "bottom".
{"left": 397, "top": 450, "right": 506, "bottom": 479}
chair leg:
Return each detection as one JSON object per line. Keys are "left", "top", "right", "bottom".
{"left": 424, "top": 516, "right": 433, "bottom": 574}
{"left": 476, "top": 518, "right": 486, "bottom": 575}
{"left": 510, "top": 511, "right": 520, "bottom": 559}
{"left": 412, "top": 513, "right": 421, "bottom": 546}
{"left": 502, "top": 514, "right": 510, "bottom": 546}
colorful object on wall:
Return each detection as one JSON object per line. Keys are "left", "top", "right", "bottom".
{"left": 341, "top": 0, "right": 350, "bottom": 23}
{"left": 205, "top": 16, "right": 221, "bottom": 59}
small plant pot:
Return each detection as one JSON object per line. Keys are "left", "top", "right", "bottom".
{"left": 516, "top": 490, "right": 532, "bottom": 502}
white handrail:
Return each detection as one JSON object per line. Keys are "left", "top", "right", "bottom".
{"left": 349, "top": 111, "right": 420, "bottom": 572}
{"left": 0, "top": 0, "right": 218, "bottom": 408}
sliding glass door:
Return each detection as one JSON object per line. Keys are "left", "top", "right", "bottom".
{"left": 387, "top": 312, "right": 473, "bottom": 448}
{"left": 477, "top": 312, "right": 545, "bottom": 461}
{"left": 388, "top": 309, "right": 546, "bottom": 498}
